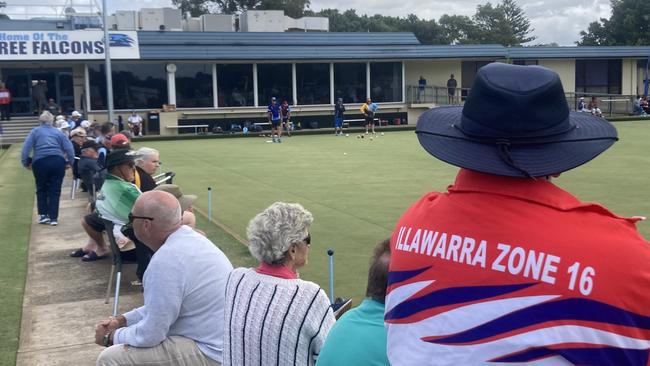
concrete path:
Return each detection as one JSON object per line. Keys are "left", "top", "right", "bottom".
{"left": 16, "top": 177, "right": 143, "bottom": 366}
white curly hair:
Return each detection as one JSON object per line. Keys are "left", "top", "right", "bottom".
{"left": 247, "top": 202, "right": 313, "bottom": 265}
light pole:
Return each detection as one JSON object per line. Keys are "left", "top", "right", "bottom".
{"left": 102, "top": 0, "right": 114, "bottom": 124}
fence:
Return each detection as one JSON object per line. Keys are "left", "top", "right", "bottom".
{"left": 407, "top": 85, "right": 640, "bottom": 117}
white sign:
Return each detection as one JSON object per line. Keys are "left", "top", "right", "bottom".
{"left": 0, "top": 31, "right": 140, "bottom": 60}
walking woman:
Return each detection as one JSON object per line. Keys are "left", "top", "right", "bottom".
{"left": 21, "top": 111, "right": 75, "bottom": 226}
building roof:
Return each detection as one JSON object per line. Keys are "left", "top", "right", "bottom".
{"left": 0, "top": 19, "right": 74, "bottom": 30}
{"left": 137, "top": 32, "right": 650, "bottom": 61}
{"left": 508, "top": 46, "right": 650, "bottom": 59}
{"left": 137, "top": 31, "right": 420, "bottom": 46}
{"left": 138, "top": 32, "right": 510, "bottom": 61}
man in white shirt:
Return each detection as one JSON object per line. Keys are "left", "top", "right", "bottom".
{"left": 127, "top": 110, "right": 144, "bottom": 136}
{"left": 95, "top": 191, "right": 233, "bottom": 366}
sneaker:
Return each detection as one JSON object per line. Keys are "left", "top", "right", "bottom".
{"left": 49, "top": 220, "right": 58, "bottom": 226}
{"left": 278, "top": 138, "right": 282, "bottom": 143}
{"left": 38, "top": 215, "right": 50, "bottom": 224}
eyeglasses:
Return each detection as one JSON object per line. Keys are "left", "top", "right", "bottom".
{"left": 128, "top": 212, "right": 154, "bottom": 224}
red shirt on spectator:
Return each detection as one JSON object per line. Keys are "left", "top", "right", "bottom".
{"left": 386, "top": 169, "right": 650, "bottom": 366}
{"left": 0, "top": 87, "right": 11, "bottom": 105}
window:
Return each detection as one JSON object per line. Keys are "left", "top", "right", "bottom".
{"left": 88, "top": 63, "right": 168, "bottom": 110}
{"left": 512, "top": 59, "right": 538, "bottom": 66}
{"left": 575, "top": 59, "right": 622, "bottom": 94}
{"left": 257, "top": 63, "right": 293, "bottom": 105}
{"left": 461, "top": 61, "right": 493, "bottom": 89}
{"left": 334, "top": 63, "right": 366, "bottom": 104}
{"left": 461, "top": 60, "right": 493, "bottom": 100}
{"left": 216, "top": 64, "right": 254, "bottom": 107}
{"left": 370, "top": 62, "right": 402, "bottom": 102}
{"left": 296, "top": 63, "right": 330, "bottom": 105}
{"left": 88, "top": 64, "right": 107, "bottom": 110}
{"left": 176, "top": 64, "right": 213, "bottom": 108}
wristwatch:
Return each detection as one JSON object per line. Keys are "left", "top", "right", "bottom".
{"left": 103, "top": 330, "right": 113, "bottom": 347}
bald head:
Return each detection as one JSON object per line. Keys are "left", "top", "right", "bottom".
{"left": 132, "top": 191, "right": 182, "bottom": 250}
{"left": 135, "top": 191, "right": 182, "bottom": 229}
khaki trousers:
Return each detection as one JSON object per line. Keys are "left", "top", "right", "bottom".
{"left": 97, "top": 335, "right": 221, "bottom": 366}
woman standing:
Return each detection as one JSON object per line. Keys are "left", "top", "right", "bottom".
{"left": 21, "top": 111, "right": 75, "bottom": 226}
{"left": 223, "top": 202, "right": 335, "bottom": 366}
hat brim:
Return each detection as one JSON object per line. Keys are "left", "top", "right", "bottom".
{"left": 106, "top": 152, "right": 142, "bottom": 168}
{"left": 416, "top": 106, "right": 618, "bottom": 177}
{"left": 179, "top": 195, "right": 197, "bottom": 212}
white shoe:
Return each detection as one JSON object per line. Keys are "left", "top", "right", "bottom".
{"left": 38, "top": 215, "right": 50, "bottom": 224}
{"left": 49, "top": 220, "right": 58, "bottom": 226}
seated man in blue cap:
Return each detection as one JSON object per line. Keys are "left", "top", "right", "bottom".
{"left": 385, "top": 63, "right": 650, "bottom": 365}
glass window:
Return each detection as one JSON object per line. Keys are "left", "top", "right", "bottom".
{"left": 461, "top": 60, "right": 493, "bottom": 100}
{"left": 370, "top": 62, "right": 402, "bottom": 102}
{"left": 296, "top": 63, "right": 330, "bottom": 105}
{"left": 334, "top": 63, "right": 366, "bottom": 104}
{"left": 217, "top": 64, "right": 254, "bottom": 107}
{"left": 176, "top": 64, "right": 213, "bottom": 108}
{"left": 257, "top": 63, "right": 293, "bottom": 105}
{"left": 88, "top": 64, "right": 107, "bottom": 110}
{"left": 575, "top": 59, "right": 622, "bottom": 94}
{"left": 512, "top": 59, "right": 538, "bottom": 65}
{"left": 88, "top": 63, "right": 168, "bottom": 110}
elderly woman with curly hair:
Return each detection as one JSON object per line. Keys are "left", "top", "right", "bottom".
{"left": 223, "top": 202, "right": 335, "bottom": 366}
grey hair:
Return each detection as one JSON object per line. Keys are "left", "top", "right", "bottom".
{"left": 247, "top": 202, "right": 313, "bottom": 264}
{"left": 39, "top": 111, "right": 54, "bottom": 125}
{"left": 135, "top": 147, "right": 159, "bottom": 165}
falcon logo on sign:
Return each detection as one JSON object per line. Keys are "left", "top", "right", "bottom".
{"left": 109, "top": 34, "right": 135, "bottom": 47}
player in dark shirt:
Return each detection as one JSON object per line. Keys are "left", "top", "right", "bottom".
{"left": 268, "top": 97, "right": 282, "bottom": 143}
{"left": 334, "top": 98, "right": 346, "bottom": 136}
{"left": 281, "top": 99, "right": 292, "bottom": 137}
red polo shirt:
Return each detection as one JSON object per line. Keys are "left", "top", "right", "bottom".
{"left": 386, "top": 169, "right": 650, "bottom": 366}
{"left": 0, "top": 88, "right": 11, "bottom": 105}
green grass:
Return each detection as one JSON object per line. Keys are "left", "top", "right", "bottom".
{"left": 0, "top": 145, "right": 34, "bottom": 365}
{"left": 140, "top": 122, "right": 650, "bottom": 303}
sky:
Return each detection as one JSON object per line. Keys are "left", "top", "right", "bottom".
{"left": 4, "top": 0, "right": 612, "bottom": 45}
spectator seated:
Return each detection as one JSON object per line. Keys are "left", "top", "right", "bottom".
{"left": 223, "top": 202, "right": 335, "bottom": 366}
{"left": 318, "top": 239, "right": 391, "bottom": 366}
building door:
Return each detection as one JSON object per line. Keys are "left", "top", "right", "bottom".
{"left": 2, "top": 68, "right": 74, "bottom": 116}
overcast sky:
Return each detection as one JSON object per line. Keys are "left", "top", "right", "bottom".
{"left": 6, "top": 0, "right": 612, "bottom": 45}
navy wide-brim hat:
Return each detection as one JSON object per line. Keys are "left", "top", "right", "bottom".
{"left": 416, "top": 63, "right": 618, "bottom": 178}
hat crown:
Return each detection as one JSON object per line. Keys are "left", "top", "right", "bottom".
{"left": 156, "top": 184, "right": 183, "bottom": 199}
{"left": 460, "top": 63, "right": 571, "bottom": 140}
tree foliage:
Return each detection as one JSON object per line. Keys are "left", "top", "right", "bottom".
{"left": 256, "top": 0, "right": 310, "bottom": 18}
{"left": 472, "top": 0, "right": 535, "bottom": 45}
{"left": 171, "top": 0, "right": 537, "bottom": 46}
{"left": 171, "top": 0, "right": 216, "bottom": 17}
{"left": 578, "top": 0, "right": 650, "bottom": 45}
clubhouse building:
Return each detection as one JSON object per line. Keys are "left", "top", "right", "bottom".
{"left": 1, "top": 20, "right": 649, "bottom": 134}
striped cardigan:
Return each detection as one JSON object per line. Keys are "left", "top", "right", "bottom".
{"left": 223, "top": 268, "right": 335, "bottom": 366}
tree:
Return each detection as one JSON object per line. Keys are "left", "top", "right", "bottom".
{"left": 256, "top": 0, "right": 310, "bottom": 18}
{"left": 498, "top": 0, "right": 535, "bottom": 44}
{"left": 578, "top": 0, "right": 650, "bottom": 45}
{"left": 439, "top": 14, "right": 479, "bottom": 44}
{"left": 472, "top": 0, "right": 535, "bottom": 45}
{"left": 171, "top": 0, "right": 215, "bottom": 17}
